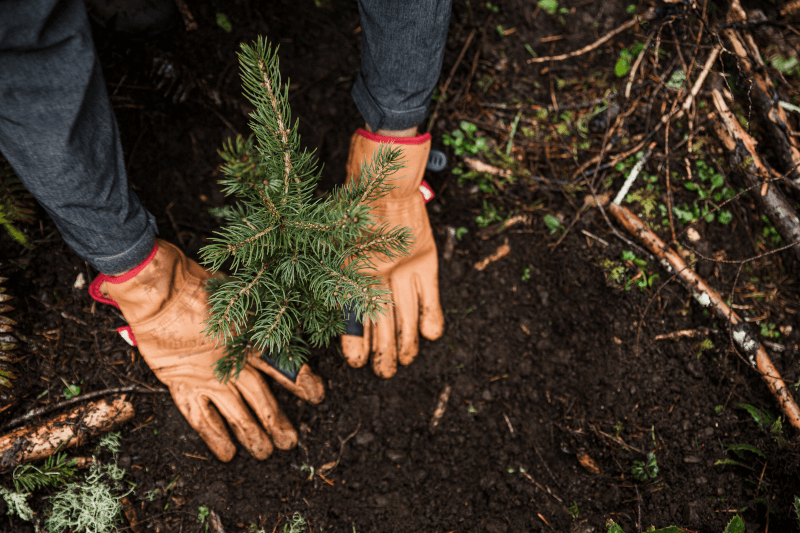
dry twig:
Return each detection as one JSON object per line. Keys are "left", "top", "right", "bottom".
{"left": 607, "top": 203, "right": 800, "bottom": 431}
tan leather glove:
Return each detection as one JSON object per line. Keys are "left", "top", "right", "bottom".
{"left": 89, "top": 239, "right": 324, "bottom": 462}
{"left": 341, "top": 129, "right": 445, "bottom": 378}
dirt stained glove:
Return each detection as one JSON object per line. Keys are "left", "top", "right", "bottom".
{"left": 341, "top": 129, "right": 445, "bottom": 378}
{"left": 89, "top": 239, "right": 324, "bottom": 462}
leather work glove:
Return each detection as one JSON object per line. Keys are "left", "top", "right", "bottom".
{"left": 89, "top": 239, "right": 324, "bottom": 462}
{"left": 341, "top": 129, "right": 445, "bottom": 378}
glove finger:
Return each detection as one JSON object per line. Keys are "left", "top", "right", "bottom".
{"left": 392, "top": 271, "right": 420, "bottom": 367}
{"left": 209, "top": 382, "right": 274, "bottom": 460}
{"left": 249, "top": 353, "right": 325, "bottom": 405}
{"left": 171, "top": 386, "right": 237, "bottom": 462}
{"left": 342, "top": 313, "right": 371, "bottom": 369}
{"left": 416, "top": 250, "right": 445, "bottom": 341}
{"left": 371, "top": 302, "right": 398, "bottom": 379}
{"left": 235, "top": 366, "right": 298, "bottom": 451}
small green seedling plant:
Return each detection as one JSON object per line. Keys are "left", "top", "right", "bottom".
{"left": 537, "top": 0, "right": 569, "bottom": 23}
{"left": 759, "top": 215, "right": 783, "bottom": 247}
{"left": 673, "top": 160, "right": 734, "bottom": 225}
{"left": 615, "top": 43, "right": 645, "bottom": 77}
{"left": 601, "top": 250, "right": 659, "bottom": 292}
{"left": 631, "top": 451, "right": 658, "bottom": 482}
{"left": 568, "top": 501, "right": 579, "bottom": 521}
{"left": 760, "top": 322, "right": 780, "bottom": 340}
{"left": 738, "top": 403, "right": 787, "bottom": 446}
{"left": 714, "top": 442, "right": 765, "bottom": 470}
{"left": 442, "top": 121, "right": 489, "bottom": 157}
{"left": 475, "top": 201, "right": 502, "bottom": 228}
{"left": 543, "top": 214, "right": 562, "bottom": 235}
{"left": 198, "top": 506, "right": 211, "bottom": 532}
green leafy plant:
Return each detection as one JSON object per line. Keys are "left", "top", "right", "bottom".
{"left": 568, "top": 501, "right": 579, "bottom": 521}
{"left": 620, "top": 250, "right": 659, "bottom": 291}
{"left": 631, "top": 451, "right": 658, "bottom": 482}
{"left": 442, "top": 121, "right": 489, "bottom": 157}
{"left": 714, "top": 443, "right": 765, "bottom": 470}
{"left": 200, "top": 39, "right": 412, "bottom": 379}
{"left": 760, "top": 322, "right": 780, "bottom": 339}
{"left": 521, "top": 266, "right": 531, "bottom": 282}
{"left": 455, "top": 227, "right": 468, "bottom": 240}
{"left": 216, "top": 13, "right": 232, "bottom": 32}
{"left": 759, "top": 215, "right": 783, "bottom": 247}
{"left": 615, "top": 43, "right": 645, "bottom": 78}
{"left": 61, "top": 378, "right": 81, "bottom": 399}
{"left": 695, "top": 337, "right": 714, "bottom": 358}
{"left": 738, "top": 403, "right": 787, "bottom": 445}
{"left": 770, "top": 54, "right": 800, "bottom": 77}
{"left": 476, "top": 201, "right": 501, "bottom": 228}
{"left": 673, "top": 160, "right": 734, "bottom": 225}
{"left": 543, "top": 214, "right": 562, "bottom": 234}
{"left": 0, "top": 157, "right": 35, "bottom": 249}
{"left": 198, "top": 506, "right": 210, "bottom": 532}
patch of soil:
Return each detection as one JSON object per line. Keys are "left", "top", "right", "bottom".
{"left": 2, "top": 0, "right": 800, "bottom": 532}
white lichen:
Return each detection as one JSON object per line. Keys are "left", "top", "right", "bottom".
{"left": 693, "top": 291, "right": 712, "bottom": 307}
{"left": 733, "top": 329, "right": 758, "bottom": 357}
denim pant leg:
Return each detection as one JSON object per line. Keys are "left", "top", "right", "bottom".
{"left": 0, "top": 0, "right": 157, "bottom": 274}
{"left": 352, "top": 0, "right": 453, "bottom": 131}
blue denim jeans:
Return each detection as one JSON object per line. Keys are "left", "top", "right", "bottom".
{"left": 0, "top": 0, "right": 451, "bottom": 273}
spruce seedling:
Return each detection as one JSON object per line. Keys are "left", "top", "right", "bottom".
{"left": 200, "top": 38, "right": 412, "bottom": 380}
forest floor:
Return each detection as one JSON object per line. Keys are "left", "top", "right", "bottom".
{"left": 2, "top": 0, "right": 800, "bottom": 532}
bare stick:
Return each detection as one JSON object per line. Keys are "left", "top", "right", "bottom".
{"left": 0, "top": 396, "right": 135, "bottom": 470}
{"left": 528, "top": 10, "right": 656, "bottom": 64}
{"left": 612, "top": 144, "right": 655, "bottom": 205}
{"left": 607, "top": 203, "right": 800, "bottom": 432}
{"left": 710, "top": 90, "right": 800, "bottom": 261}
{"left": 429, "top": 384, "right": 453, "bottom": 431}
{"left": 721, "top": 9, "right": 800, "bottom": 190}
{"left": 1, "top": 385, "right": 167, "bottom": 432}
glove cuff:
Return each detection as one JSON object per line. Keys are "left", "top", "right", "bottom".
{"left": 88, "top": 242, "right": 160, "bottom": 346}
{"left": 354, "top": 128, "right": 431, "bottom": 146}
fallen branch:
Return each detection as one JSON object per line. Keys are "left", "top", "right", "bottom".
{"left": 0, "top": 396, "right": 134, "bottom": 470}
{"left": 722, "top": 1, "right": 800, "bottom": 191}
{"left": 474, "top": 239, "right": 510, "bottom": 271}
{"left": 710, "top": 89, "right": 800, "bottom": 262}
{"left": 654, "top": 328, "right": 718, "bottom": 341}
{"left": 0, "top": 385, "right": 167, "bottom": 432}
{"left": 527, "top": 9, "right": 656, "bottom": 64}
{"left": 607, "top": 202, "right": 800, "bottom": 432}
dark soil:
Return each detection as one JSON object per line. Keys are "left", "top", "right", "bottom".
{"left": 3, "top": 0, "right": 800, "bottom": 532}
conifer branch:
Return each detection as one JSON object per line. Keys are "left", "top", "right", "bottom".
{"left": 256, "top": 58, "right": 293, "bottom": 194}
{"left": 202, "top": 38, "right": 411, "bottom": 378}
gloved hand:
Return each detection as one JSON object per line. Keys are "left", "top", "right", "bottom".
{"left": 341, "top": 129, "right": 445, "bottom": 378}
{"left": 89, "top": 239, "right": 324, "bottom": 462}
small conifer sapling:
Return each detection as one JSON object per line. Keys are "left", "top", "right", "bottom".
{"left": 200, "top": 38, "right": 411, "bottom": 381}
